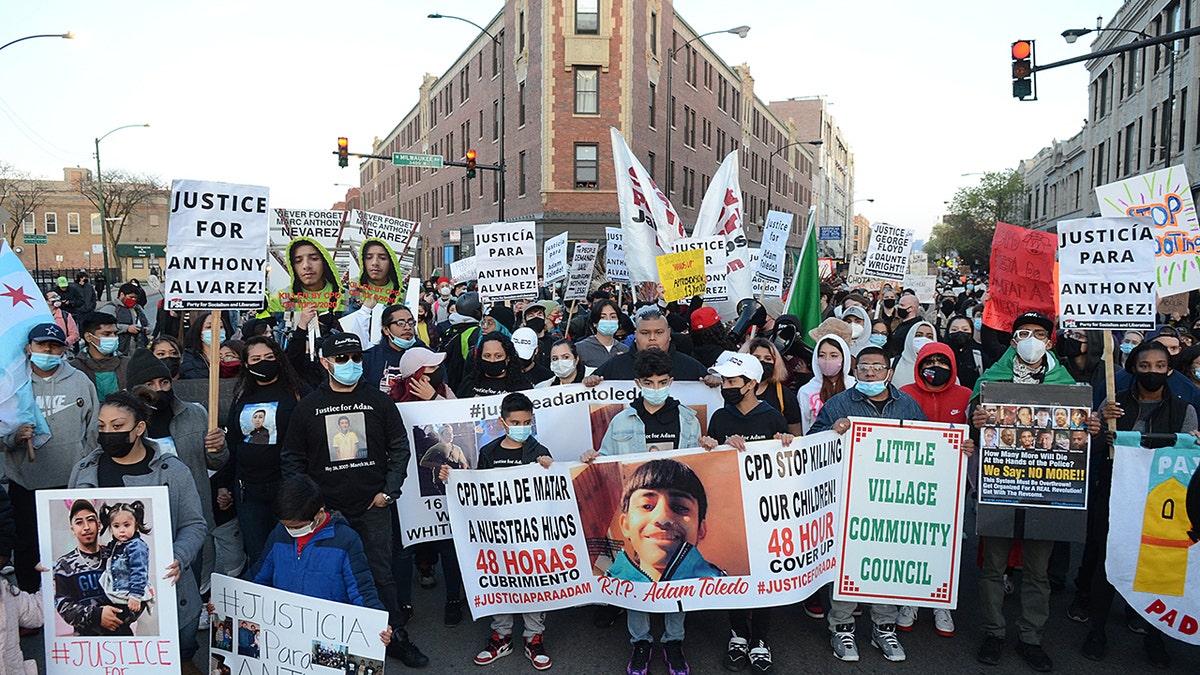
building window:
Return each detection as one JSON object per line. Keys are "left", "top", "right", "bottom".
{"left": 647, "top": 151, "right": 656, "bottom": 179}
{"left": 91, "top": 213, "right": 102, "bottom": 234}
{"left": 687, "top": 108, "right": 696, "bottom": 148}
{"left": 575, "top": 67, "right": 599, "bottom": 114}
{"left": 670, "top": 96, "right": 676, "bottom": 128}
{"left": 518, "top": 151, "right": 527, "bottom": 196}
{"left": 1178, "top": 87, "right": 1188, "bottom": 153}
{"left": 493, "top": 100, "right": 500, "bottom": 140}
{"left": 479, "top": 110, "right": 484, "bottom": 138}
{"left": 22, "top": 213, "right": 34, "bottom": 234}
{"left": 669, "top": 160, "right": 676, "bottom": 193}
{"left": 68, "top": 212, "right": 80, "bottom": 234}
{"left": 462, "top": 176, "right": 471, "bottom": 210}
{"left": 492, "top": 38, "right": 499, "bottom": 76}
{"left": 519, "top": 82, "right": 526, "bottom": 127}
{"left": 576, "top": 0, "right": 599, "bottom": 34}
{"left": 519, "top": 11, "right": 526, "bottom": 51}
{"left": 685, "top": 48, "right": 696, "bottom": 86}
{"left": 462, "top": 64, "right": 470, "bottom": 101}
{"left": 574, "top": 144, "right": 598, "bottom": 189}
{"left": 44, "top": 212, "right": 57, "bottom": 234}
{"left": 650, "top": 11, "right": 658, "bottom": 55}
{"left": 648, "top": 83, "right": 656, "bottom": 128}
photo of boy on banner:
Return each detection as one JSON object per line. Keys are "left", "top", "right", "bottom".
{"left": 266, "top": 237, "right": 345, "bottom": 327}
{"left": 348, "top": 238, "right": 403, "bottom": 308}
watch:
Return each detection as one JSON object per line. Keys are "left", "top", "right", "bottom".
{"left": 383, "top": 494, "right": 396, "bottom": 505}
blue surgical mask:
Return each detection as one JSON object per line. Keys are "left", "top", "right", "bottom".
{"left": 868, "top": 334, "right": 887, "bottom": 347}
{"left": 94, "top": 335, "right": 119, "bottom": 356}
{"left": 506, "top": 424, "right": 533, "bottom": 444}
{"left": 30, "top": 352, "right": 63, "bottom": 371}
{"left": 641, "top": 384, "right": 671, "bottom": 407}
{"left": 597, "top": 319, "right": 619, "bottom": 336}
{"left": 856, "top": 380, "right": 888, "bottom": 397}
{"left": 1194, "top": 368, "right": 1200, "bottom": 382}
{"left": 203, "top": 329, "right": 226, "bottom": 346}
{"left": 331, "top": 360, "right": 363, "bottom": 385}
{"left": 973, "top": 318, "right": 983, "bottom": 332}
{"left": 392, "top": 335, "right": 417, "bottom": 349}
{"left": 1119, "top": 342, "right": 1135, "bottom": 355}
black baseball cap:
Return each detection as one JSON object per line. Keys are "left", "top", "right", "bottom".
{"left": 321, "top": 332, "right": 362, "bottom": 358}
{"left": 1012, "top": 311, "right": 1054, "bottom": 334}
{"left": 28, "top": 323, "right": 67, "bottom": 345}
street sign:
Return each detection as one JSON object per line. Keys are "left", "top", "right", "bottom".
{"left": 392, "top": 152, "right": 444, "bottom": 168}
{"left": 23, "top": 234, "right": 47, "bottom": 245}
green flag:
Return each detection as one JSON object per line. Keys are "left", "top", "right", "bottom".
{"left": 783, "top": 207, "right": 822, "bottom": 346}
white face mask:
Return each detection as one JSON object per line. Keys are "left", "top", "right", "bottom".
{"left": 911, "top": 337, "right": 934, "bottom": 354}
{"left": 285, "top": 512, "right": 323, "bottom": 538}
{"left": 550, "top": 358, "right": 577, "bottom": 378}
{"left": 1016, "top": 337, "right": 1048, "bottom": 364}
{"left": 850, "top": 324, "right": 864, "bottom": 340}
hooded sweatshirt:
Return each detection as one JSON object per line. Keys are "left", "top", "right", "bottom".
{"left": 796, "top": 334, "right": 855, "bottom": 434}
{"left": 3, "top": 360, "right": 99, "bottom": 489}
{"left": 348, "top": 237, "right": 402, "bottom": 309}
{"left": 843, "top": 306, "right": 873, "bottom": 357}
{"left": 891, "top": 320, "right": 937, "bottom": 389}
{"left": 266, "top": 236, "right": 345, "bottom": 316}
{"left": 900, "top": 342, "right": 971, "bottom": 424}
{"left": 707, "top": 399, "right": 788, "bottom": 443}
{"left": 69, "top": 352, "right": 129, "bottom": 401}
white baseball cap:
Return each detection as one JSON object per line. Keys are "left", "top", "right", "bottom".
{"left": 708, "top": 350, "right": 763, "bottom": 382}
{"left": 511, "top": 327, "right": 538, "bottom": 360}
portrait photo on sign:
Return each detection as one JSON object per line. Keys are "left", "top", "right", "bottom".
{"left": 240, "top": 401, "right": 279, "bottom": 445}
{"left": 415, "top": 422, "right": 478, "bottom": 497}
{"left": 587, "top": 403, "right": 710, "bottom": 452}
{"left": 325, "top": 412, "right": 368, "bottom": 462}
{"left": 46, "top": 496, "right": 161, "bottom": 637}
{"left": 345, "top": 653, "right": 384, "bottom": 674}
{"left": 210, "top": 654, "right": 232, "bottom": 675}
{"left": 312, "top": 639, "right": 349, "bottom": 668}
{"left": 570, "top": 450, "right": 749, "bottom": 581}
{"left": 211, "top": 612, "right": 233, "bottom": 652}
{"left": 238, "top": 620, "right": 261, "bottom": 658}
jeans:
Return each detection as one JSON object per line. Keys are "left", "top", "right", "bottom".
{"left": 236, "top": 480, "right": 279, "bottom": 566}
{"left": 980, "top": 536, "right": 1053, "bottom": 645}
{"left": 628, "top": 610, "right": 685, "bottom": 643}
{"left": 827, "top": 599, "right": 897, "bottom": 630}
{"left": 345, "top": 507, "right": 403, "bottom": 627}
{"left": 492, "top": 612, "right": 546, "bottom": 639}
{"left": 178, "top": 602, "right": 199, "bottom": 660}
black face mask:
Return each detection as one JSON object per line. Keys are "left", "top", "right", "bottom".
{"left": 1136, "top": 371, "right": 1168, "bottom": 392}
{"left": 897, "top": 307, "right": 912, "bottom": 319}
{"left": 947, "top": 332, "right": 972, "bottom": 350}
{"left": 921, "top": 366, "right": 953, "bottom": 387}
{"left": 98, "top": 430, "right": 137, "bottom": 458}
{"left": 721, "top": 386, "right": 747, "bottom": 406}
{"left": 154, "top": 388, "right": 175, "bottom": 412}
{"left": 1060, "top": 338, "right": 1086, "bottom": 358}
{"left": 247, "top": 359, "right": 280, "bottom": 383}
{"left": 941, "top": 300, "right": 956, "bottom": 313}
{"left": 882, "top": 298, "right": 897, "bottom": 309}
{"left": 525, "top": 317, "right": 546, "bottom": 334}
{"left": 159, "top": 356, "right": 181, "bottom": 377}
{"left": 480, "top": 360, "right": 507, "bottom": 378}
{"left": 426, "top": 367, "right": 445, "bottom": 390}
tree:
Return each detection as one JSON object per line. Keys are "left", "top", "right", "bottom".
{"left": 925, "top": 169, "right": 1026, "bottom": 269}
{"left": 0, "top": 163, "right": 49, "bottom": 247}
{"left": 73, "top": 169, "right": 164, "bottom": 272}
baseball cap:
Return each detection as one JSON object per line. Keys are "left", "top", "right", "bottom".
{"left": 708, "top": 350, "right": 764, "bottom": 382}
{"left": 535, "top": 299, "right": 560, "bottom": 316}
{"left": 511, "top": 327, "right": 538, "bottom": 360}
{"left": 1012, "top": 311, "right": 1054, "bottom": 334}
{"left": 321, "top": 332, "right": 363, "bottom": 358}
{"left": 399, "top": 347, "right": 446, "bottom": 379}
{"left": 690, "top": 306, "right": 720, "bottom": 332}
{"left": 28, "top": 323, "right": 67, "bottom": 345}
{"left": 55, "top": 276, "right": 68, "bottom": 288}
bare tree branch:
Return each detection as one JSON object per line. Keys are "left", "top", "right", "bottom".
{"left": 0, "top": 165, "right": 50, "bottom": 247}
{"left": 74, "top": 169, "right": 164, "bottom": 270}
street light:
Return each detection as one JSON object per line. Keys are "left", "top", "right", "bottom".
{"left": 665, "top": 25, "right": 749, "bottom": 194}
{"left": 1062, "top": 18, "right": 1177, "bottom": 167}
{"left": 766, "top": 139, "right": 822, "bottom": 215}
{"left": 429, "top": 12, "right": 507, "bottom": 222}
{"left": 0, "top": 32, "right": 73, "bottom": 53}
{"left": 95, "top": 123, "right": 149, "bottom": 300}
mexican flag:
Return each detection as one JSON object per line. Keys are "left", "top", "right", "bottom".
{"left": 783, "top": 206, "right": 822, "bottom": 346}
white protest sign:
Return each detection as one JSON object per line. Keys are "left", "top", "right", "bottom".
{"left": 350, "top": 209, "right": 418, "bottom": 255}
{"left": 1057, "top": 216, "right": 1157, "bottom": 330}
{"left": 543, "top": 232, "right": 569, "bottom": 283}
{"left": 605, "top": 227, "right": 629, "bottom": 282}
{"left": 450, "top": 255, "right": 477, "bottom": 281}
{"left": 475, "top": 221, "right": 538, "bottom": 302}
{"left": 671, "top": 235, "right": 729, "bottom": 301}
{"left": 563, "top": 242, "right": 599, "bottom": 302}
{"left": 164, "top": 180, "right": 269, "bottom": 310}
{"left": 863, "top": 223, "right": 914, "bottom": 282}
{"left": 271, "top": 208, "right": 345, "bottom": 250}
{"left": 210, "top": 574, "right": 388, "bottom": 675}
{"left": 756, "top": 210, "right": 793, "bottom": 288}
{"left": 904, "top": 274, "right": 937, "bottom": 304}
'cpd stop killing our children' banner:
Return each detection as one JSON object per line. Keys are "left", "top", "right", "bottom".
{"left": 1107, "top": 431, "right": 1200, "bottom": 645}
{"left": 834, "top": 419, "right": 968, "bottom": 609}
{"left": 39, "top": 487, "right": 179, "bottom": 674}
{"left": 475, "top": 221, "right": 538, "bottom": 302}
{"left": 209, "top": 574, "right": 388, "bottom": 675}
{"left": 862, "top": 223, "right": 914, "bottom": 282}
{"left": 395, "top": 382, "right": 723, "bottom": 546}
{"left": 449, "top": 437, "right": 844, "bottom": 618}
{"left": 164, "top": 179, "right": 269, "bottom": 310}
{"left": 1057, "top": 216, "right": 1157, "bottom": 330}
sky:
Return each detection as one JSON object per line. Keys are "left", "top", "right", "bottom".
{"left": 2, "top": 0, "right": 1123, "bottom": 240}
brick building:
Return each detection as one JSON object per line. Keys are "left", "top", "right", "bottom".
{"left": 360, "top": 0, "right": 818, "bottom": 276}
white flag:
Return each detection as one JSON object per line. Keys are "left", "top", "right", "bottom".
{"left": 610, "top": 127, "right": 685, "bottom": 283}
{"left": 693, "top": 151, "right": 753, "bottom": 306}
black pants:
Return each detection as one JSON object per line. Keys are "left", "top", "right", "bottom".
{"left": 1085, "top": 480, "right": 1154, "bottom": 635}
{"left": 730, "top": 607, "right": 771, "bottom": 644}
{"left": 9, "top": 482, "right": 61, "bottom": 593}
{"left": 345, "top": 506, "right": 405, "bottom": 630}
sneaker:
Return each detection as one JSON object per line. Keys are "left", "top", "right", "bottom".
{"left": 1003, "top": 574, "right": 1015, "bottom": 595}
{"left": 662, "top": 640, "right": 689, "bottom": 675}
{"left": 748, "top": 641, "right": 774, "bottom": 675}
{"left": 871, "top": 623, "right": 906, "bottom": 662}
{"left": 723, "top": 632, "right": 749, "bottom": 671}
{"left": 933, "top": 609, "right": 955, "bottom": 637}
{"left": 802, "top": 595, "right": 826, "bottom": 619}
{"left": 627, "top": 641, "right": 653, "bottom": 675}
{"left": 977, "top": 635, "right": 1004, "bottom": 665}
{"left": 198, "top": 612, "right": 210, "bottom": 631}
{"left": 417, "top": 566, "right": 438, "bottom": 589}
{"left": 830, "top": 624, "right": 859, "bottom": 662}
{"left": 895, "top": 606, "right": 917, "bottom": 632}
{"left": 1144, "top": 632, "right": 1170, "bottom": 669}
{"left": 387, "top": 632, "right": 430, "bottom": 668}
{"left": 1126, "top": 610, "right": 1148, "bottom": 635}
{"left": 1067, "top": 596, "right": 1090, "bottom": 623}
{"left": 444, "top": 599, "right": 464, "bottom": 627}
{"left": 593, "top": 604, "right": 625, "bottom": 628}
{"left": 1081, "top": 631, "right": 1106, "bottom": 661}
{"left": 525, "top": 634, "right": 552, "bottom": 670}
{"left": 1015, "top": 641, "right": 1053, "bottom": 672}
{"left": 473, "top": 631, "right": 513, "bottom": 666}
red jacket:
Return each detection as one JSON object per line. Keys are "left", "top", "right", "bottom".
{"left": 900, "top": 342, "right": 971, "bottom": 424}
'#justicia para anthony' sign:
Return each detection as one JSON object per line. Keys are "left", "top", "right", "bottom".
{"left": 1057, "top": 216, "right": 1157, "bottom": 330}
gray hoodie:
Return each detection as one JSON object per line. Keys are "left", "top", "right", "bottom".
{"left": 2, "top": 360, "right": 99, "bottom": 490}
{"left": 152, "top": 396, "right": 229, "bottom": 530}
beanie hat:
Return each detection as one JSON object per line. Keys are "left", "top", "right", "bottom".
{"left": 126, "top": 348, "right": 171, "bottom": 387}
{"left": 489, "top": 305, "right": 516, "bottom": 333}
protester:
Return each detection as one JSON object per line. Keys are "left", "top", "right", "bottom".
{"left": 589, "top": 307, "right": 712, "bottom": 383}
{"left": 44, "top": 289, "right": 80, "bottom": 348}
{"left": 0, "top": 482, "right": 39, "bottom": 674}
{"left": 945, "top": 315, "right": 986, "bottom": 389}
{"left": 875, "top": 287, "right": 902, "bottom": 334}
{"left": 797, "top": 331, "right": 854, "bottom": 434}
{"left": 71, "top": 312, "right": 130, "bottom": 399}
{"left": 62, "top": 271, "right": 97, "bottom": 320}
{"left": 842, "top": 305, "right": 872, "bottom": 357}
{"left": 885, "top": 294, "right": 924, "bottom": 358}
{"left": 150, "top": 336, "right": 183, "bottom": 379}
{"left": 361, "top": 305, "right": 427, "bottom": 395}
{"left": 890, "top": 321, "right": 937, "bottom": 389}
{"left": 511, "top": 327, "right": 553, "bottom": 384}
{"left": 111, "top": 283, "right": 150, "bottom": 355}
{"left": 416, "top": 300, "right": 439, "bottom": 349}
{"left": 576, "top": 299, "right": 630, "bottom": 368}
{"left": 689, "top": 307, "right": 735, "bottom": 368}
{"left": 440, "top": 291, "right": 483, "bottom": 389}
{"left": 538, "top": 338, "right": 587, "bottom": 387}
{"left": 869, "top": 319, "right": 890, "bottom": 349}
{"left": 520, "top": 302, "right": 556, "bottom": 369}
{"left": 739, "top": 337, "right": 804, "bottom": 435}
{"left": 456, "top": 332, "right": 532, "bottom": 398}
{"left": 1118, "top": 330, "right": 1144, "bottom": 368}
{"left": 179, "top": 313, "right": 225, "bottom": 380}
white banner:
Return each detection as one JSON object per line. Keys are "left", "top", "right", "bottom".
{"left": 210, "top": 574, "right": 388, "bottom": 674}
{"left": 40, "top": 487, "right": 180, "bottom": 674}
{"left": 475, "top": 221, "right": 538, "bottom": 302}
{"left": 1057, "top": 216, "right": 1157, "bottom": 330}
{"left": 350, "top": 209, "right": 418, "bottom": 257}
{"left": 693, "top": 151, "right": 753, "bottom": 306}
{"left": 563, "top": 242, "right": 599, "bottom": 302}
{"left": 450, "top": 255, "right": 478, "bottom": 282}
{"left": 755, "top": 210, "right": 793, "bottom": 292}
{"left": 863, "top": 223, "right": 914, "bottom": 282}
{"left": 610, "top": 127, "right": 685, "bottom": 283}
{"left": 605, "top": 227, "right": 629, "bottom": 282}
{"left": 543, "top": 232, "right": 569, "bottom": 283}
{"left": 904, "top": 273, "right": 937, "bottom": 304}
{"left": 671, "top": 236, "right": 728, "bottom": 302}
{"left": 164, "top": 179, "right": 269, "bottom": 310}
{"left": 271, "top": 208, "right": 345, "bottom": 251}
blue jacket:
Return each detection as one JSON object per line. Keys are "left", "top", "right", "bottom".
{"left": 248, "top": 513, "right": 383, "bottom": 610}
{"left": 809, "top": 383, "right": 928, "bottom": 433}
{"left": 599, "top": 399, "right": 702, "bottom": 455}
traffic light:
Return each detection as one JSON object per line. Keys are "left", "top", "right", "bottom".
{"left": 466, "top": 149, "right": 477, "bottom": 178}
{"left": 1011, "top": 40, "right": 1036, "bottom": 100}
{"left": 337, "top": 137, "right": 349, "bottom": 167}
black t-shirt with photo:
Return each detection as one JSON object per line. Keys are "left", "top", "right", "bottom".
{"left": 634, "top": 397, "right": 683, "bottom": 451}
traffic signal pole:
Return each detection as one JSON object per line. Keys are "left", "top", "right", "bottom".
{"left": 1028, "top": 26, "right": 1200, "bottom": 74}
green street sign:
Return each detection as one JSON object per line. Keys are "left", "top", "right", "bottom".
{"left": 392, "top": 152, "right": 444, "bottom": 168}
{"left": 23, "top": 234, "right": 47, "bottom": 244}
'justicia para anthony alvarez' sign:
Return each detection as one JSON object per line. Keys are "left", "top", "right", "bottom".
{"left": 1057, "top": 216, "right": 1157, "bottom": 330}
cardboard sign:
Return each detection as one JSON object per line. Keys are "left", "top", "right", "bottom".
{"left": 982, "top": 222, "right": 1058, "bottom": 332}
{"left": 1158, "top": 292, "right": 1190, "bottom": 317}
{"left": 164, "top": 180, "right": 270, "bottom": 310}
{"left": 756, "top": 211, "right": 794, "bottom": 289}
{"left": 862, "top": 223, "right": 913, "bottom": 281}
{"left": 475, "top": 221, "right": 538, "bottom": 302}
{"left": 605, "top": 227, "right": 629, "bottom": 282}
{"left": 563, "top": 242, "right": 599, "bottom": 302}
{"left": 543, "top": 232, "right": 569, "bottom": 283}
{"left": 904, "top": 274, "right": 937, "bottom": 304}
{"left": 671, "top": 235, "right": 728, "bottom": 301}
{"left": 656, "top": 248, "right": 708, "bottom": 303}
{"left": 1057, "top": 216, "right": 1157, "bottom": 330}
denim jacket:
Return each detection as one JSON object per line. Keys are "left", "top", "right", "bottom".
{"left": 599, "top": 400, "right": 701, "bottom": 455}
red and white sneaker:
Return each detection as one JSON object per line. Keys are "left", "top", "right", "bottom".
{"left": 525, "top": 634, "right": 552, "bottom": 670}
{"left": 473, "top": 631, "right": 513, "bottom": 665}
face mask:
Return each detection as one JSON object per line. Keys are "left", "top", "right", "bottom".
{"left": 641, "top": 384, "right": 671, "bottom": 407}
{"left": 1060, "top": 338, "right": 1085, "bottom": 358}
{"left": 160, "top": 356, "right": 182, "bottom": 377}
{"left": 51, "top": 300, "right": 62, "bottom": 308}
{"left": 480, "top": 359, "right": 507, "bottom": 378}
{"left": 947, "top": 332, "right": 972, "bottom": 350}
{"left": 30, "top": 352, "right": 63, "bottom": 371}
{"left": 597, "top": 319, "right": 619, "bottom": 336}
{"left": 1136, "top": 371, "right": 1168, "bottom": 392}
{"left": 506, "top": 424, "right": 533, "bottom": 444}
{"left": 152, "top": 388, "right": 176, "bottom": 413}
{"left": 850, "top": 324, "right": 864, "bottom": 340}
{"left": 93, "top": 335, "right": 119, "bottom": 356}
{"left": 721, "top": 385, "right": 747, "bottom": 406}
{"left": 756, "top": 360, "right": 773, "bottom": 379}
{"left": 331, "top": 360, "right": 363, "bottom": 385}
{"left": 855, "top": 380, "right": 888, "bottom": 397}
{"left": 1119, "top": 342, "right": 1136, "bottom": 355}
{"left": 897, "top": 307, "right": 912, "bottom": 319}
{"left": 391, "top": 335, "right": 416, "bottom": 349}
{"left": 966, "top": 284, "right": 975, "bottom": 291}
{"left": 1015, "top": 337, "right": 1047, "bottom": 364}
{"left": 868, "top": 334, "right": 888, "bottom": 348}
{"left": 202, "top": 329, "right": 226, "bottom": 347}
{"left": 219, "top": 360, "right": 241, "bottom": 378}
{"left": 122, "top": 296, "right": 137, "bottom": 308}
{"left": 440, "top": 287, "right": 451, "bottom": 297}
{"left": 941, "top": 300, "right": 955, "bottom": 313}
{"left": 1193, "top": 367, "right": 1200, "bottom": 382}
{"left": 911, "top": 337, "right": 934, "bottom": 353}
{"left": 285, "top": 513, "right": 323, "bottom": 538}
{"left": 974, "top": 318, "right": 983, "bottom": 332}
{"left": 425, "top": 367, "right": 445, "bottom": 390}
{"left": 921, "top": 365, "right": 953, "bottom": 387}
{"left": 817, "top": 357, "right": 843, "bottom": 378}
{"left": 551, "top": 359, "right": 577, "bottom": 378}
{"left": 247, "top": 359, "right": 279, "bottom": 382}
{"left": 98, "top": 430, "right": 137, "bottom": 458}
{"left": 525, "top": 317, "right": 546, "bottom": 334}
{"left": 882, "top": 298, "right": 897, "bottom": 309}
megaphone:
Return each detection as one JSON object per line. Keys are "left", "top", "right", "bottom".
{"left": 768, "top": 314, "right": 804, "bottom": 358}
{"left": 730, "top": 298, "right": 766, "bottom": 342}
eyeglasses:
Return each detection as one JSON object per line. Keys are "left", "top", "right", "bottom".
{"left": 856, "top": 364, "right": 889, "bottom": 374}
{"left": 330, "top": 353, "right": 363, "bottom": 364}
{"left": 389, "top": 319, "right": 416, "bottom": 328}
{"left": 1013, "top": 329, "right": 1050, "bottom": 341}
